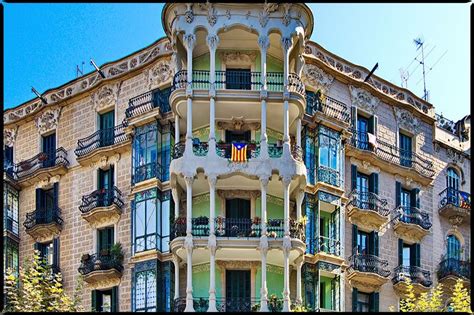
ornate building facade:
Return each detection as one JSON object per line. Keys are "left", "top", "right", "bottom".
{"left": 3, "top": 3, "right": 470, "bottom": 312}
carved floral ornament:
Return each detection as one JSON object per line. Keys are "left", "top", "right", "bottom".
{"left": 259, "top": 2, "right": 279, "bottom": 27}
{"left": 302, "top": 64, "right": 334, "bottom": 94}
{"left": 35, "top": 108, "right": 61, "bottom": 135}
{"left": 394, "top": 107, "right": 419, "bottom": 133}
{"left": 198, "top": 2, "right": 217, "bottom": 26}
{"left": 91, "top": 83, "right": 120, "bottom": 112}
{"left": 349, "top": 85, "right": 380, "bottom": 115}
{"left": 146, "top": 59, "right": 174, "bottom": 90}
{"left": 219, "top": 51, "right": 257, "bottom": 66}
{"left": 216, "top": 117, "right": 261, "bottom": 131}
{"left": 3, "top": 128, "right": 17, "bottom": 147}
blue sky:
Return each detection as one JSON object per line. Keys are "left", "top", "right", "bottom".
{"left": 4, "top": 3, "right": 470, "bottom": 121}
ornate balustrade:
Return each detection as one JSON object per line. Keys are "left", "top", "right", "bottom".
{"left": 125, "top": 88, "right": 171, "bottom": 119}
{"left": 173, "top": 297, "right": 287, "bottom": 312}
{"left": 438, "top": 257, "right": 471, "bottom": 281}
{"left": 438, "top": 187, "right": 471, "bottom": 211}
{"left": 193, "top": 141, "right": 209, "bottom": 157}
{"left": 15, "top": 147, "right": 69, "bottom": 180}
{"left": 348, "top": 129, "right": 435, "bottom": 178}
{"left": 348, "top": 190, "right": 390, "bottom": 216}
{"left": 216, "top": 142, "right": 260, "bottom": 160}
{"left": 79, "top": 187, "right": 124, "bottom": 214}
{"left": 75, "top": 124, "right": 129, "bottom": 158}
{"left": 317, "top": 165, "right": 340, "bottom": 187}
{"left": 24, "top": 207, "right": 63, "bottom": 231}
{"left": 395, "top": 206, "right": 432, "bottom": 230}
{"left": 392, "top": 265, "right": 432, "bottom": 288}
{"left": 307, "top": 93, "right": 350, "bottom": 123}
{"left": 78, "top": 252, "right": 124, "bottom": 276}
{"left": 268, "top": 144, "right": 283, "bottom": 158}
{"left": 348, "top": 254, "right": 391, "bottom": 278}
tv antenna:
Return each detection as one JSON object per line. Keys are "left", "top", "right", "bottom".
{"left": 76, "top": 61, "right": 85, "bottom": 78}
{"left": 413, "top": 37, "right": 429, "bottom": 101}
{"left": 399, "top": 68, "right": 409, "bottom": 88}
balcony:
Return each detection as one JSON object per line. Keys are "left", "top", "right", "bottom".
{"left": 347, "top": 254, "right": 391, "bottom": 291}
{"left": 172, "top": 70, "right": 305, "bottom": 97}
{"left": 316, "top": 165, "right": 341, "bottom": 187}
{"left": 173, "top": 296, "right": 288, "bottom": 312}
{"left": 23, "top": 207, "right": 63, "bottom": 242}
{"left": 14, "top": 148, "right": 69, "bottom": 187}
{"left": 437, "top": 257, "right": 471, "bottom": 288}
{"left": 306, "top": 93, "right": 351, "bottom": 127}
{"left": 347, "top": 190, "right": 390, "bottom": 232}
{"left": 392, "top": 265, "right": 432, "bottom": 296}
{"left": 216, "top": 142, "right": 260, "bottom": 160}
{"left": 74, "top": 124, "right": 131, "bottom": 166}
{"left": 347, "top": 130, "right": 435, "bottom": 183}
{"left": 307, "top": 236, "right": 344, "bottom": 266}
{"left": 79, "top": 187, "right": 124, "bottom": 228}
{"left": 171, "top": 217, "right": 305, "bottom": 242}
{"left": 438, "top": 188, "right": 470, "bottom": 223}
{"left": 78, "top": 251, "right": 124, "bottom": 289}
{"left": 125, "top": 88, "right": 171, "bottom": 127}
{"left": 393, "top": 206, "right": 432, "bottom": 243}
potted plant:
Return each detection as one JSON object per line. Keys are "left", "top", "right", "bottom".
{"left": 99, "top": 248, "right": 110, "bottom": 257}
{"left": 252, "top": 216, "right": 261, "bottom": 225}
{"left": 110, "top": 243, "right": 124, "bottom": 264}
{"left": 81, "top": 253, "right": 90, "bottom": 262}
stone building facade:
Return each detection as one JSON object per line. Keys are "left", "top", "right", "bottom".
{"left": 3, "top": 2, "right": 470, "bottom": 312}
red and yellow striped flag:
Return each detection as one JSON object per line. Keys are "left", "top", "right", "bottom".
{"left": 231, "top": 142, "right": 247, "bottom": 162}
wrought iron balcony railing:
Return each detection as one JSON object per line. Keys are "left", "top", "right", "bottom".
{"left": 437, "top": 257, "right": 471, "bottom": 280}
{"left": 172, "top": 70, "right": 305, "bottom": 96}
{"left": 126, "top": 88, "right": 171, "bottom": 119}
{"left": 15, "top": 147, "right": 69, "bottom": 179}
{"left": 75, "top": 124, "right": 129, "bottom": 157}
{"left": 349, "top": 254, "right": 391, "bottom": 277}
{"left": 349, "top": 129, "right": 435, "bottom": 178}
{"left": 438, "top": 187, "right": 471, "bottom": 211}
{"left": 392, "top": 265, "right": 432, "bottom": 287}
{"left": 172, "top": 142, "right": 185, "bottom": 159}
{"left": 268, "top": 144, "right": 283, "bottom": 158}
{"left": 395, "top": 206, "right": 432, "bottom": 230}
{"left": 193, "top": 141, "right": 209, "bottom": 157}
{"left": 78, "top": 252, "right": 124, "bottom": 276}
{"left": 24, "top": 207, "right": 63, "bottom": 230}
{"left": 79, "top": 187, "right": 124, "bottom": 214}
{"left": 216, "top": 142, "right": 260, "bottom": 160}
{"left": 348, "top": 190, "right": 390, "bottom": 216}
{"left": 306, "top": 93, "right": 351, "bottom": 123}
{"left": 173, "top": 297, "right": 287, "bottom": 312}
{"left": 317, "top": 165, "right": 340, "bottom": 187}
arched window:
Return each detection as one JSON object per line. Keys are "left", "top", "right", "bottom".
{"left": 446, "top": 168, "right": 460, "bottom": 191}
{"left": 446, "top": 234, "right": 461, "bottom": 260}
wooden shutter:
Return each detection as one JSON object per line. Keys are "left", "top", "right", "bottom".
{"left": 415, "top": 243, "right": 421, "bottom": 267}
{"left": 395, "top": 182, "right": 401, "bottom": 207}
{"left": 352, "top": 288, "right": 358, "bottom": 312}
{"left": 91, "top": 290, "right": 97, "bottom": 312}
{"left": 111, "top": 286, "right": 119, "bottom": 312}
{"left": 370, "top": 292, "right": 379, "bottom": 312}
{"left": 369, "top": 173, "right": 379, "bottom": 195}
{"left": 53, "top": 237, "right": 60, "bottom": 269}
{"left": 36, "top": 188, "right": 42, "bottom": 210}
{"left": 411, "top": 188, "right": 420, "bottom": 208}
{"left": 351, "top": 107, "right": 357, "bottom": 131}
{"left": 53, "top": 182, "right": 59, "bottom": 209}
{"left": 351, "top": 165, "right": 357, "bottom": 191}
{"left": 370, "top": 231, "right": 379, "bottom": 256}
{"left": 352, "top": 225, "right": 358, "bottom": 254}
{"left": 398, "top": 239, "right": 404, "bottom": 266}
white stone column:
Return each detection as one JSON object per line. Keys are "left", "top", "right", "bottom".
{"left": 295, "top": 257, "right": 303, "bottom": 305}
{"left": 258, "top": 35, "right": 270, "bottom": 159}
{"left": 296, "top": 118, "right": 302, "bottom": 148}
{"left": 175, "top": 114, "right": 180, "bottom": 144}
{"left": 207, "top": 34, "right": 219, "bottom": 155}
{"left": 282, "top": 175, "right": 292, "bottom": 312}
{"left": 172, "top": 187, "right": 180, "bottom": 219}
{"left": 259, "top": 177, "right": 270, "bottom": 312}
{"left": 207, "top": 175, "right": 218, "bottom": 312}
{"left": 296, "top": 188, "right": 304, "bottom": 221}
{"left": 281, "top": 37, "right": 293, "bottom": 149}
{"left": 184, "top": 175, "right": 195, "bottom": 312}
{"left": 173, "top": 256, "right": 180, "bottom": 300}
{"left": 183, "top": 33, "right": 196, "bottom": 155}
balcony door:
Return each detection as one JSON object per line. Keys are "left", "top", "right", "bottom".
{"left": 36, "top": 188, "right": 54, "bottom": 223}
{"left": 99, "top": 111, "right": 115, "bottom": 147}
{"left": 356, "top": 173, "right": 369, "bottom": 208}
{"left": 98, "top": 227, "right": 114, "bottom": 253}
{"left": 98, "top": 167, "right": 114, "bottom": 207}
{"left": 399, "top": 132, "right": 412, "bottom": 167}
{"left": 42, "top": 133, "right": 56, "bottom": 168}
{"left": 400, "top": 188, "right": 411, "bottom": 218}
{"left": 225, "top": 198, "right": 250, "bottom": 237}
{"left": 226, "top": 130, "right": 251, "bottom": 143}
{"left": 446, "top": 235, "right": 461, "bottom": 260}
{"left": 226, "top": 270, "right": 251, "bottom": 312}
{"left": 225, "top": 68, "right": 251, "bottom": 90}
{"left": 357, "top": 116, "right": 369, "bottom": 150}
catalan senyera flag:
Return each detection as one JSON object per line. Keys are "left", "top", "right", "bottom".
{"left": 231, "top": 142, "right": 248, "bottom": 162}
{"left": 459, "top": 191, "right": 471, "bottom": 209}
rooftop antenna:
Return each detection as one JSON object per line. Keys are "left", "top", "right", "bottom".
{"left": 413, "top": 37, "right": 429, "bottom": 101}
{"left": 76, "top": 61, "right": 85, "bottom": 78}
{"left": 399, "top": 68, "right": 409, "bottom": 88}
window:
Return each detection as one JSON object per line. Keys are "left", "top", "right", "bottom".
{"left": 318, "top": 126, "right": 341, "bottom": 186}
{"left": 35, "top": 183, "right": 59, "bottom": 224}
{"left": 353, "top": 289, "right": 379, "bottom": 312}
{"left": 4, "top": 145, "right": 14, "bottom": 175}
{"left": 42, "top": 133, "right": 56, "bottom": 168}
{"left": 92, "top": 287, "right": 118, "bottom": 312}
{"left": 447, "top": 235, "right": 461, "bottom": 260}
{"left": 357, "top": 291, "right": 370, "bottom": 312}
{"left": 352, "top": 225, "right": 378, "bottom": 256}
{"left": 97, "top": 167, "right": 114, "bottom": 207}
{"left": 4, "top": 238, "right": 19, "bottom": 275}
{"left": 402, "top": 245, "right": 411, "bottom": 266}
{"left": 97, "top": 227, "right": 114, "bottom": 252}
{"left": 133, "top": 189, "right": 172, "bottom": 254}
{"left": 225, "top": 68, "right": 251, "bottom": 90}
{"left": 399, "top": 132, "right": 412, "bottom": 167}
{"left": 398, "top": 240, "right": 421, "bottom": 267}
{"left": 357, "top": 116, "right": 370, "bottom": 150}
{"left": 356, "top": 230, "right": 369, "bottom": 255}
{"left": 34, "top": 238, "right": 59, "bottom": 272}
{"left": 447, "top": 168, "right": 460, "bottom": 190}
{"left": 4, "top": 183, "right": 19, "bottom": 236}
{"left": 132, "top": 260, "right": 174, "bottom": 312}
{"left": 303, "top": 127, "right": 317, "bottom": 184}
{"left": 99, "top": 111, "right": 115, "bottom": 147}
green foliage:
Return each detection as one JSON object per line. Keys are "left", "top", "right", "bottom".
{"left": 393, "top": 278, "right": 471, "bottom": 312}
{"left": 291, "top": 303, "right": 309, "bottom": 312}
{"left": 110, "top": 242, "right": 124, "bottom": 263}
{"left": 4, "top": 250, "right": 84, "bottom": 312}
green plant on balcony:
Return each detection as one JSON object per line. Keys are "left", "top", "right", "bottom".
{"left": 268, "top": 294, "right": 283, "bottom": 312}
{"left": 110, "top": 243, "right": 124, "bottom": 264}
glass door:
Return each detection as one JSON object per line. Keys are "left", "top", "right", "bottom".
{"left": 356, "top": 173, "right": 369, "bottom": 209}
{"left": 98, "top": 227, "right": 114, "bottom": 253}
{"left": 42, "top": 133, "right": 56, "bottom": 168}
{"left": 225, "top": 199, "right": 251, "bottom": 237}
{"left": 399, "top": 133, "right": 412, "bottom": 167}
{"left": 400, "top": 188, "right": 411, "bottom": 222}
{"left": 99, "top": 111, "right": 115, "bottom": 147}
{"left": 98, "top": 167, "right": 114, "bottom": 207}
{"left": 357, "top": 116, "right": 369, "bottom": 150}
{"left": 226, "top": 270, "right": 251, "bottom": 312}
{"left": 225, "top": 68, "right": 251, "bottom": 90}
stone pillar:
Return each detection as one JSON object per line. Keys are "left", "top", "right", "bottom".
{"left": 296, "top": 118, "right": 302, "bottom": 148}
{"left": 207, "top": 34, "right": 219, "bottom": 155}
{"left": 295, "top": 257, "right": 303, "bottom": 305}
{"left": 172, "top": 187, "right": 180, "bottom": 219}
{"left": 258, "top": 35, "right": 270, "bottom": 158}
{"left": 175, "top": 114, "right": 180, "bottom": 144}
{"left": 282, "top": 175, "right": 292, "bottom": 311}
{"left": 296, "top": 188, "right": 304, "bottom": 221}
{"left": 173, "top": 256, "right": 180, "bottom": 300}
{"left": 183, "top": 33, "right": 196, "bottom": 155}
{"left": 184, "top": 175, "right": 195, "bottom": 312}
{"left": 281, "top": 37, "right": 293, "bottom": 150}
{"left": 259, "top": 177, "right": 270, "bottom": 312}
{"left": 207, "top": 175, "right": 218, "bottom": 312}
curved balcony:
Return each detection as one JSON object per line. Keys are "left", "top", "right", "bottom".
{"left": 393, "top": 206, "right": 431, "bottom": 243}
{"left": 347, "top": 190, "right": 390, "bottom": 232}
{"left": 74, "top": 124, "right": 131, "bottom": 166}
{"left": 173, "top": 296, "right": 288, "bottom": 312}
{"left": 125, "top": 88, "right": 171, "bottom": 126}
{"left": 23, "top": 207, "right": 63, "bottom": 242}
{"left": 347, "top": 130, "right": 435, "bottom": 184}
{"left": 392, "top": 265, "right": 432, "bottom": 296}
{"left": 437, "top": 257, "right": 470, "bottom": 288}
{"left": 438, "top": 188, "right": 470, "bottom": 223}
{"left": 347, "top": 254, "right": 390, "bottom": 291}
{"left": 306, "top": 93, "right": 351, "bottom": 126}
{"left": 79, "top": 187, "right": 124, "bottom": 228}
{"left": 78, "top": 251, "right": 123, "bottom": 289}
{"left": 216, "top": 142, "right": 260, "bottom": 160}
{"left": 14, "top": 148, "right": 69, "bottom": 187}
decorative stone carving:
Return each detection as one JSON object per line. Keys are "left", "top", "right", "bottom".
{"left": 35, "top": 175, "right": 61, "bottom": 189}
{"left": 183, "top": 33, "right": 196, "bottom": 51}
{"left": 4, "top": 128, "right": 17, "bottom": 147}
{"left": 349, "top": 85, "right": 380, "bottom": 115}
{"left": 259, "top": 3, "right": 278, "bottom": 27}
{"left": 91, "top": 83, "right": 120, "bottom": 113}
{"left": 193, "top": 193, "right": 210, "bottom": 204}
{"left": 219, "top": 51, "right": 257, "bottom": 66}
{"left": 225, "top": 9, "right": 231, "bottom": 20}
{"left": 281, "top": 3, "right": 292, "bottom": 26}
{"left": 302, "top": 64, "right": 334, "bottom": 95}
{"left": 92, "top": 153, "right": 121, "bottom": 169}
{"left": 281, "top": 37, "right": 293, "bottom": 52}
{"left": 206, "top": 34, "right": 219, "bottom": 51}
{"left": 35, "top": 108, "right": 61, "bottom": 135}
{"left": 184, "top": 235, "right": 194, "bottom": 251}
{"left": 192, "top": 263, "right": 210, "bottom": 273}
{"left": 216, "top": 260, "right": 260, "bottom": 270}
{"left": 394, "top": 108, "right": 419, "bottom": 133}
{"left": 216, "top": 117, "right": 260, "bottom": 132}
{"left": 199, "top": 2, "right": 217, "bottom": 26}
{"left": 184, "top": 3, "right": 194, "bottom": 23}
{"left": 259, "top": 235, "right": 269, "bottom": 254}
{"left": 449, "top": 215, "right": 464, "bottom": 228}
{"left": 217, "top": 189, "right": 261, "bottom": 200}
{"left": 208, "top": 234, "right": 217, "bottom": 255}
{"left": 282, "top": 235, "right": 292, "bottom": 252}
{"left": 258, "top": 35, "right": 270, "bottom": 52}
{"left": 146, "top": 59, "right": 173, "bottom": 90}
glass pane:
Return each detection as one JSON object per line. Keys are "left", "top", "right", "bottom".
{"left": 136, "top": 201, "right": 146, "bottom": 238}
